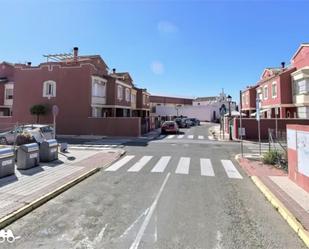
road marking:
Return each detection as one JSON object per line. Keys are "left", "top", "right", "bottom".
{"left": 151, "top": 156, "right": 171, "bottom": 173}
{"left": 187, "top": 135, "right": 194, "bottom": 139}
{"left": 105, "top": 155, "right": 135, "bottom": 171}
{"left": 198, "top": 135, "right": 204, "bottom": 139}
{"left": 129, "top": 173, "right": 171, "bottom": 249}
{"left": 128, "top": 156, "right": 153, "bottom": 172}
{"left": 175, "top": 157, "right": 190, "bottom": 174}
{"left": 177, "top": 135, "right": 184, "bottom": 139}
{"left": 200, "top": 158, "right": 215, "bottom": 176}
{"left": 167, "top": 135, "right": 175, "bottom": 139}
{"left": 221, "top": 160, "right": 243, "bottom": 179}
{"left": 120, "top": 208, "right": 149, "bottom": 239}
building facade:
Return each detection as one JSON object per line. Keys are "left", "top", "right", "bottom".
{"left": 241, "top": 43, "right": 309, "bottom": 119}
{"left": 0, "top": 47, "right": 150, "bottom": 136}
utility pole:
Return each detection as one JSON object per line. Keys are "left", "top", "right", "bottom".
{"left": 239, "top": 91, "right": 243, "bottom": 157}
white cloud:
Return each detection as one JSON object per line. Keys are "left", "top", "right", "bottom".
{"left": 151, "top": 61, "right": 164, "bottom": 75}
{"left": 157, "top": 21, "right": 178, "bottom": 34}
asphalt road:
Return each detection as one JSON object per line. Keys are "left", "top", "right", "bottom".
{"left": 1, "top": 123, "right": 306, "bottom": 249}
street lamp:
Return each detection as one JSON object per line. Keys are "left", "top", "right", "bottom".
{"left": 227, "top": 95, "right": 233, "bottom": 141}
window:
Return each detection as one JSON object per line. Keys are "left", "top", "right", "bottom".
{"left": 143, "top": 95, "right": 146, "bottom": 105}
{"left": 242, "top": 94, "right": 245, "bottom": 105}
{"left": 92, "top": 107, "right": 102, "bottom": 118}
{"left": 246, "top": 92, "right": 249, "bottom": 105}
{"left": 92, "top": 79, "right": 106, "bottom": 97}
{"left": 117, "top": 85, "right": 123, "bottom": 100}
{"left": 272, "top": 82, "right": 277, "bottom": 98}
{"left": 263, "top": 86, "right": 268, "bottom": 99}
{"left": 43, "top": 80, "right": 56, "bottom": 98}
{"left": 294, "top": 79, "right": 309, "bottom": 95}
{"left": 125, "top": 88, "right": 130, "bottom": 102}
{"left": 5, "top": 89, "right": 13, "bottom": 100}
{"left": 131, "top": 93, "right": 136, "bottom": 103}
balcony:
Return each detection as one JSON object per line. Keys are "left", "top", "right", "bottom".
{"left": 91, "top": 96, "right": 106, "bottom": 106}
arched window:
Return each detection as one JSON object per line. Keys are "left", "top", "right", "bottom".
{"left": 43, "top": 80, "right": 56, "bottom": 98}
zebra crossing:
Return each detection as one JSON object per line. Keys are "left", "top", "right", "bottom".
{"left": 105, "top": 155, "right": 243, "bottom": 179}
{"left": 158, "top": 134, "right": 206, "bottom": 140}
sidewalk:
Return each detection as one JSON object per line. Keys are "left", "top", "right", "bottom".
{"left": 236, "top": 155, "right": 309, "bottom": 247}
{"left": 0, "top": 147, "right": 125, "bottom": 229}
{"left": 208, "top": 125, "right": 231, "bottom": 141}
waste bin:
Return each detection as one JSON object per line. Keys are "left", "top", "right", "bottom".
{"left": 0, "top": 147, "right": 15, "bottom": 178}
{"left": 17, "top": 143, "right": 39, "bottom": 169}
{"left": 39, "top": 139, "right": 58, "bottom": 162}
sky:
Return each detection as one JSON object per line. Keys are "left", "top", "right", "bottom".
{"left": 1, "top": 0, "right": 309, "bottom": 102}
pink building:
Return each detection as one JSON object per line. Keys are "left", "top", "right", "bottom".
{"left": 256, "top": 65, "right": 296, "bottom": 118}
{"left": 0, "top": 47, "right": 151, "bottom": 136}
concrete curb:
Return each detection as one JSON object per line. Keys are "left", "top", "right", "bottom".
{"left": 0, "top": 150, "right": 125, "bottom": 230}
{"left": 235, "top": 154, "right": 309, "bottom": 248}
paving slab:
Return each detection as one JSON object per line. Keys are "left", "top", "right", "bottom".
{"left": 0, "top": 148, "right": 124, "bottom": 228}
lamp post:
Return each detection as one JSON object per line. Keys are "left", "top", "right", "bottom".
{"left": 227, "top": 95, "right": 232, "bottom": 141}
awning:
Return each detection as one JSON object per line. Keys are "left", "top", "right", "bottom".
{"left": 250, "top": 108, "right": 270, "bottom": 117}
{"left": 224, "top": 111, "right": 247, "bottom": 117}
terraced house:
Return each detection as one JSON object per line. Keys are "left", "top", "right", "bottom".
{"left": 241, "top": 43, "right": 309, "bottom": 119}
{"left": 0, "top": 47, "right": 151, "bottom": 136}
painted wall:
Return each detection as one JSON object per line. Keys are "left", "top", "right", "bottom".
{"left": 12, "top": 64, "right": 93, "bottom": 128}
{"left": 287, "top": 124, "right": 309, "bottom": 192}
{"left": 233, "top": 118, "right": 309, "bottom": 140}
{"left": 155, "top": 105, "right": 219, "bottom": 121}
{"left": 292, "top": 46, "right": 309, "bottom": 69}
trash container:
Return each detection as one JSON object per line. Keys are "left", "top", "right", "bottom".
{"left": 39, "top": 139, "right": 58, "bottom": 162}
{"left": 0, "top": 147, "right": 15, "bottom": 178}
{"left": 17, "top": 143, "right": 39, "bottom": 169}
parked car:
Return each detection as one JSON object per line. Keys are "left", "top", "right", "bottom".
{"left": 183, "top": 118, "right": 193, "bottom": 127}
{"left": 174, "top": 118, "right": 188, "bottom": 128}
{"left": 161, "top": 121, "right": 179, "bottom": 134}
{"left": 0, "top": 124, "right": 54, "bottom": 145}
{"left": 0, "top": 127, "right": 23, "bottom": 145}
{"left": 189, "top": 118, "right": 200, "bottom": 126}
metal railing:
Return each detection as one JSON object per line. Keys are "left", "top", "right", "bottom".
{"left": 268, "top": 128, "right": 287, "bottom": 167}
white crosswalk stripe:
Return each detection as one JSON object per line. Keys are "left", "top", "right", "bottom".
{"left": 175, "top": 157, "right": 190, "bottom": 175}
{"left": 187, "top": 135, "right": 194, "bottom": 139}
{"left": 198, "top": 135, "right": 204, "bottom": 139}
{"left": 128, "top": 156, "right": 153, "bottom": 172}
{"left": 105, "top": 155, "right": 243, "bottom": 180}
{"left": 177, "top": 135, "right": 184, "bottom": 139}
{"left": 221, "top": 160, "right": 243, "bottom": 179}
{"left": 167, "top": 135, "right": 175, "bottom": 139}
{"left": 151, "top": 156, "right": 171, "bottom": 173}
{"left": 105, "top": 155, "right": 135, "bottom": 171}
{"left": 200, "top": 158, "right": 215, "bottom": 176}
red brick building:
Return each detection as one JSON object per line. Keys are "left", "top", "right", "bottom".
{"left": 241, "top": 85, "right": 258, "bottom": 117}
{"left": 0, "top": 48, "right": 150, "bottom": 136}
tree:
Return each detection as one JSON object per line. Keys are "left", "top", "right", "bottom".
{"left": 30, "top": 104, "right": 48, "bottom": 123}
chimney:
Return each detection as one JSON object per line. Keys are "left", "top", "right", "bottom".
{"left": 281, "top": 62, "right": 285, "bottom": 69}
{"left": 112, "top": 68, "right": 116, "bottom": 74}
{"left": 27, "top": 62, "right": 31, "bottom": 66}
{"left": 73, "top": 47, "right": 79, "bottom": 61}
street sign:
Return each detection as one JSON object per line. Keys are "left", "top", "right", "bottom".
{"left": 52, "top": 105, "right": 59, "bottom": 116}
{"left": 219, "top": 104, "right": 227, "bottom": 117}
{"left": 275, "top": 107, "right": 279, "bottom": 116}
{"left": 256, "top": 99, "right": 260, "bottom": 121}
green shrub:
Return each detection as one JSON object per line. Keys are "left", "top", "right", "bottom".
{"left": 262, "top": 150, "right": 282, "bottom": 165}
